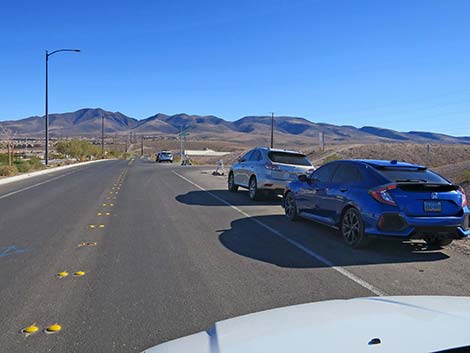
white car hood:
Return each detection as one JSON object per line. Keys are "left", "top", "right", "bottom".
{"left": 142, "top": 296, "right": 470, "bottom": 353}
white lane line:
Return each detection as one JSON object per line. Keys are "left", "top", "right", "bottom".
{"left": 0, "top": 165, "right": 94, "bottom": 200}
{"left": 173, "top": 171, "right": 387, "bottom": 296}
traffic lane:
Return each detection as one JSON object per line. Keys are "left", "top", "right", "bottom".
{"left": 72, "top": 159, "right": 374, "bottom": 353}
{"left": 0, "top": 161, "right": 112, "bottom": 198}
{"left": 176, "top": 167, "right": 470, "bottom": 296}
{"left": 0, "top": 160, "right": 127, "bottom": 353}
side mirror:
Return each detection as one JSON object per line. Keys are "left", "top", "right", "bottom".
{"left": 298, "top": 174, "right": 309, "bottom": 182}
{"left": 239, "top": 158, "right": 245, "bottom": 163}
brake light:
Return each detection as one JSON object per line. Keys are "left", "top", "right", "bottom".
{"left": 458, "top": 186, "right": 467, "bottom": 207}
{"left": 265, "top": 162, "right": 281, "bottom": 171}
{"left": 369, "top": 184, "right": 397, "bottom": 206}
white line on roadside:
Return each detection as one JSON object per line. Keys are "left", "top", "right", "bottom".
{"left": 173, "top": 170, "right": 387, "bottom": 296}
{"left": 0, "top": 165, "right": 95, "bottom": 200}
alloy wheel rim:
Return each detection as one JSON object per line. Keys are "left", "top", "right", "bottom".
{"left": 343, "top": 211, "right": 360, "bottom": 244}
{"left": 229, "top": 174, "right": 234, "bottom": 188}
{"left": 249, "top": 179, "right": 256, "bottom": 198}
{"left": 285, "top": 196, "right": 295, "bottom": 217}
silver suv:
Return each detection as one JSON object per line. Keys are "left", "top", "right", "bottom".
{"left": 228, "top": 147, "right": 314, "bottom": 200}
{"left": 156, "top": 151, "right": 173, "bottom": 163}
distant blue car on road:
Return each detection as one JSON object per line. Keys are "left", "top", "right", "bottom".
{"left": 284, "top": 159, "right": 470, "bottom": 248}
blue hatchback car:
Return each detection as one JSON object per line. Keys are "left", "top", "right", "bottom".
{"left": 284, "top": 159, "right": 470, "bottom": 248}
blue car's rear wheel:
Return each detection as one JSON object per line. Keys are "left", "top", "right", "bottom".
{"left": 284, "top": 192, "right": 299, "bottom": 221}
{"left": 341, "top": 208, "right": 369, "bottom": 248}
{"left": 424, "top": 236, "right": 453, "bottom": 248}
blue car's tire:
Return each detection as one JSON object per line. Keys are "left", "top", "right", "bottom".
{"left": 341, "top": 208, "right": 369, "bottom": 248}
{"left": 424, "top": 236, "right": 453, "bottom": 247}
{"left": 284, "top": 192, "right": 299, "bottom": 221}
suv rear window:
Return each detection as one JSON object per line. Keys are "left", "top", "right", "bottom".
{"left": 268, "top": 152, "right": 311, "bottom": 166}
{"left": 377, "top": 168, "right": 448, "bottom": 184}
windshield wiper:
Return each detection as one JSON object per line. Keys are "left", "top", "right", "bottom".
{"left": 395, "top": 178, "right": 428, "bottom": 183}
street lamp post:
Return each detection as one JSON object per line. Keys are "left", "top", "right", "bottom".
{"left": 270, "top": 112, "right": 275, "bottom": 148}
{"left": 45, "top": 48, "right": 80, "bottom": 165}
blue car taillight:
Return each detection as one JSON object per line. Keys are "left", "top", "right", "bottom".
{"left": 458, "top": 186, "right": 467, "bottom": 208}
{"left": 369, "top": 184, "right": 397, "bottom": 206}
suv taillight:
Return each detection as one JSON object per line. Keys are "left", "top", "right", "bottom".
{"left": 458, "top": 186, "right": 467, "bottom": 207}
{"left": 369, "top": 184, "right": 397, "bottom": 206}
{"left": 265, "top": 162, "right": 281, "bottom": 171}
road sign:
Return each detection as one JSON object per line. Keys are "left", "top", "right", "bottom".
{"left": 178, "top": 132, "right": 190, "bottom": 137}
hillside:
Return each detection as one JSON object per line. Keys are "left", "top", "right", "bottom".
{"left": 1, "top": 108, "right": 470, "bottom": 145}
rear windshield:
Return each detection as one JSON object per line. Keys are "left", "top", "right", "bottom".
{"left": 161, "top": 152, "right": 172, "bottom": 156}
{"left": 377, "top": 168, "right": 449, "bottom": 184}
{"left": 268, "top": 152, "right": 312, "bottom": 166}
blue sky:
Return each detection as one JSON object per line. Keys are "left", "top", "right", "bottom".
{"left": 1, "top": 0, "right": 470, "bottom": 135}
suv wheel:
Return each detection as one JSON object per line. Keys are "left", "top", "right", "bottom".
{"left": 228, "top": 172, "right": 239, "bottom": 192}
{"left": 341, "top": 208, "right": 369, "bottom": 248}
{"left": 284, "top": 192, "right": 299, "bottom": 221}
{"left": 248, "top": 176, "right": 261, "bottom": 201}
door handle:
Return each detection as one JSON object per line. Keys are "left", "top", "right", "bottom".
{"left": 340, "top": 188, "right": 348, "bottom": 192}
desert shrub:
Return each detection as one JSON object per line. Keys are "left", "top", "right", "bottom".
{"left": 14, "top": 161, "right": 32, "bottom": 173}
{"left": 0, "top": 165, "right": 18, "bottom": 176}
{"left": 55, "top": 140, "right": 102, "bottom": 160}
{"left": 27, "top": 156, "right": 45, "bottom": 170}
{"left": 0, "top": 153, "right": 9, "bottom": 165}
{"left": 458, "top": 170, "right": 470, "bottom": 183}
{"left": 323, "top": 154, "right": 340, "bottom": 163}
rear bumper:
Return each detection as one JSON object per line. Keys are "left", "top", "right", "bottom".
{"left": 365, "top": 212, "right": 470, "bottom": 239}
{"left": 256, "top": 176, "right": 290, "bottom": 194}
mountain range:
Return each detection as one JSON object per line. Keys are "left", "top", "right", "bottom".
{"left": 1, "top": 108, "right": 469, "bottom": 145}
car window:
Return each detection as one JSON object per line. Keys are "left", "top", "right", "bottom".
{"left": 331, "top": 164, "right": 362, "bottom": 184}
{"left": 377, "top": 168, "right": 448, "bottom": 183}
{"left": 250, "top": 150, "right": 262, "bottom": 161}
{"left": 268, "top": 151, "right": 312, "bottom": 166}
{"left": 312, "top": 163, "right": 337, "bottom": 183}
{"left": 240, "top": 150, "right": 253, "bottom": 162}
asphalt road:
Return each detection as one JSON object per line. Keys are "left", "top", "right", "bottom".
{"left": 1, "top": 157, "right": 470, "bottom": 352}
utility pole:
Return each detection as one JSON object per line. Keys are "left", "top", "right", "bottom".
{"left": 101, "top": 115, "right": 105, "bottom": 156}
{"left": 270, "top": 112, "right": 274, "bottom": 148}
{"left": 180, "top": 125, "right": 183, "bottom": 158}
{"left": 426, "top": 144, "right": 430, "bottom": 166}
{"left": 141, "top": 135, "right": 144, "bottom": 156}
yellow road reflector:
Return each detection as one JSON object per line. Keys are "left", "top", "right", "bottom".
{"left": 45, "top": 323, "right": 61, "bottom": 334}
{"left": 105, "top": 212, "right": 110, "bottom": 216}
{"left": 57, "top": 271, "right": 69, "bottom": 278}
{"left": 89, "top": 225, "right": 96, "bottom": 229}
{"left": 21, "top": 324, "right": 39, "bottom": 335}
{"left": 73, "top": 271, "right": 86, "bottom": 277}
{"left": 97, "top": 212, "right": 102, "bottom": 216}
{"left": 78, "top": 242, "right": 97, "bottom": 247}
{"left": 99, "top": 224, "right": 105, "bottom": 228}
